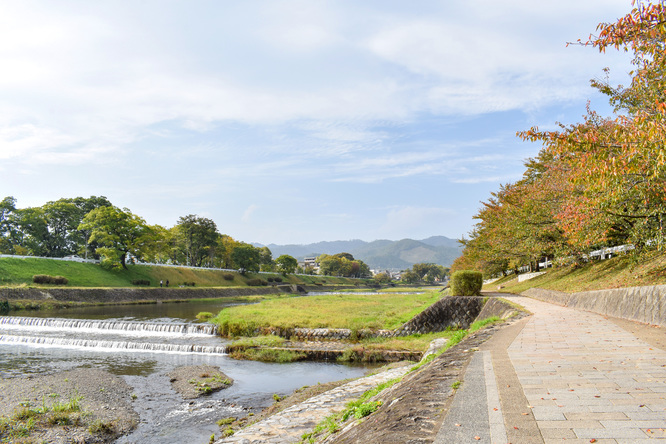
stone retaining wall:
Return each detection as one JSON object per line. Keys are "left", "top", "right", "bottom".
{"left": 522, "top": 285, "right": 666, "bottom": 326}
{"left": 0, "top": 286, "right": 287, "bottom": 303}
{"left": 281, "top": 296, "right": 487, "bottom": 341}
{"left": 475, "top": 297, "right": 522, "bottom": 320}
{"left": 398, "top": 296, "right": 485, "bottom": 334}
{"left": 276, "top": 348, "right": 422, "bottom": 362}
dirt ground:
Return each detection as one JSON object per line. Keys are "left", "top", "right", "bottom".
{"left": 0, "top": 367, "right": 139, "bottom": 443}
{"left": 167, "top": 365, "right": 233, "bottom": 399}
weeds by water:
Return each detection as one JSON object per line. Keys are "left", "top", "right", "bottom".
{"left": 0, "top": 394, "right": 89, "bottom": 443}
{"left": 226, "top": 335, "right": 307, "bottom": 362}
{"left": 300, "top": 377, "right": 401, "bottom": 443}
{"left": 188, "top": 373, "right": 232, "bottom": 395}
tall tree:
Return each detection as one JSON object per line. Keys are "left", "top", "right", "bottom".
{"left": 275, "top": 254, "right": 298, "bottom": 275}
{"left": 79, "top": 206, "right": 153, "bottom": 269}
{"left": 0, "top": 197, "right": 17, "bottom": 254}
{"left": 519, "top": 1, "right": 666, "bottom": 253}
{"left": 231, "top": 243, "right": 261, "bottom": 274}
{"left": 175, "top": 215, "right": 220, "bottom": 267}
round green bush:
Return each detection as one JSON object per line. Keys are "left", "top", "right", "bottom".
{"left": 450, "top": 270, "right": 482, "bottom": 296}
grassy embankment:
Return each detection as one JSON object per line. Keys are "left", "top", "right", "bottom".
{"left": 484, "top": 252, "right": 666, "bottom": 294}
{"left": 0, "top": 257, "right": 365, "bottom": 288}
{"left": 211, "top": 289, "right": 502, "bottom": 361}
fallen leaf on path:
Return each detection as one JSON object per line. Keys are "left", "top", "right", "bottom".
{"left": 474, "top": 436, "right": 480, "bottom": 440}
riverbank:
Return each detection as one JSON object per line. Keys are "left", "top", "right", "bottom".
{"left": 216, "top": 314, "right": 521, "bottom": 443}
{"left": 0, "top": 368, "right": 139, "bottom": 443}
{"left": 0, "top": 256, "right": 368, "bottom": 288}
{"left": 0, "top": 284, "right": 397, "bottom": 312}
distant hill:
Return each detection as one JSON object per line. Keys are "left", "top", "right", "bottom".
{"left": 255, "top": 236, "right": 462, "bottom": 270}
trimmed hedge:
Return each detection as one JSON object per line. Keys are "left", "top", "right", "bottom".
{"left": 222, "top": 273, "right": 235, "bottom": 281}
{"left": 32, "top": 275, "right": 68, "bottom": 285}
{"left": 131, "top": 279, "right": 151, "bottom": 286}
{"left": 247, "top": 278, "right": 268, "bottom": 286}
{"left": 181, "top": 281, "right": 196, "bottom": 287}
{"left": 450, "top": 270, "right": 482, "bottom": 296}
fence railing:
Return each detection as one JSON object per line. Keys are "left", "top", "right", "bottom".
{"left": 0, "top": 254, "right": 100, "bottom": 264}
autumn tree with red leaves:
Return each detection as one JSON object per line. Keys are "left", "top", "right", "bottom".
{"left": 455, "top": 1, "right": 666, "bottom": 276}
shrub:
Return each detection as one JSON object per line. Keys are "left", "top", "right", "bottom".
{"left": 450, "top": 270, "right": 482, "bottom": 296}
{"left": 222, "top": 273, "right": 235, "bottom": 281}
{"left": 32, "top": 275, "right": 68, "bottom": 285}
{"left": 267, "top": 277, "right": 274, "bottom": 283}
{"left": 131, "top": 279, "right": 151, "bottom": 286}
{"left": 247, "top": 278, "right": 268, "bottom": 286}
{"left": 181, "top": 281, "right": 196, "bottom": 287}
{"left": 196, "top": 312, "right": 214, "bottom": 321}
{"left": 89, "top": 419, "right": 115, "bottom": 434}
{"left": 273, "top": 276, "right": 283, "bottom": 283}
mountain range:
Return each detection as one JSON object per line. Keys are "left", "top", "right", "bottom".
{"left": 254, "top": 236, "right": 462, "bottom": 270}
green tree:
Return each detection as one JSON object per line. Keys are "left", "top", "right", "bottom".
{"left": 401, "top": 270, "right": 419, "bottom": 284}
{"left": 374, "top": 272, "right": 392, "bottom": 284}
{"left": 275, "top": 254, "right": 298, "bottom": 275}
{"left": 0, "top": 196, "right": 17, "bottom": 253}
{"left": 231, "top": 243, "right": 261, "bottom": 274}
{"left": 175, "top": 215, "right": 220, "bottom": 267}
{"left": 78, "top": 206, "right": 153, "bottom": 270}
{"left": 12, "top": 206, "right": 48, "bottom": 256}
{"left": 317, "top": 254, "right": 340, "bottom": 276}
{"left": 258, "top": 246, "right": 275, "bottom": 272}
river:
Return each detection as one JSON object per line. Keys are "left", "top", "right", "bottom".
{"left": 0, "top": 299, "right": 369, "bottom": 443}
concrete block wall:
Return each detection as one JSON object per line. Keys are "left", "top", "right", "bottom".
{"left": 522, "top": 285, "right": 666, "bottom": 326}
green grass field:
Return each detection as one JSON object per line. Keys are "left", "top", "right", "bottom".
{"left": 0, "top": 257, "right": 365, "bottom": 288}
{"left": 212, "top": 290, "right": 443, "bottom": 335}
{"left": 485, "top": 252, "right": 666, "bottom": 294}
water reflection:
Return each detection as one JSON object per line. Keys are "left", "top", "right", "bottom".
{"left": 23, "top": 298, "right": 252, "bottom": 322}
{"left": 0, "top": 298, "right": 370, "bottom": 443}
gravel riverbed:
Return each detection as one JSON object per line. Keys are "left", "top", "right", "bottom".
{"left": 0, "top": 367, "right": 139, "bottom": 443}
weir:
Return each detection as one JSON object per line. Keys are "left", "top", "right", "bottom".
{"left": 0, "top": 316, "right": 217, "bottom": 336}
{"left": 0, "top": 334, "right": 228, "bottom": 355}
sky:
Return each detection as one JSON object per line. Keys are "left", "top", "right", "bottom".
{"left": 0, "top": 0, "right": 635, "bottom": 245}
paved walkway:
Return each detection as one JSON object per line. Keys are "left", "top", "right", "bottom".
{"left": 441, "top": 296, "right": 666, "bottom": 443}
{"left": 215, "top": 296, "right": 665, "bottom": 443}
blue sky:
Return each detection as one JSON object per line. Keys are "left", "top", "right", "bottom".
{"left": 0, "top": 0, "right": 634, "bottom": 245}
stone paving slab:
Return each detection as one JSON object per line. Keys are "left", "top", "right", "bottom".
{"left": 434, "top": 352, "right": 493, "bottom": 443}
{"left": 505, "top": 296, "right": 666, "bottom": 442}
{"left": 216, "top": 365, "right": 411, "bottom": 444}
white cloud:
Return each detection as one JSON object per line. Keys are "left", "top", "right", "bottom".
{"left": 0, "top": 0, "right": 638, "bottom": 244}
{"left": 242, "top": 204, "right": 260, "bottom": 223}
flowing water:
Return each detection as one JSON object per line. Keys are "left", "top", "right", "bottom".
{"left": 0, "top": 300, "right": 369, "bottom": 443}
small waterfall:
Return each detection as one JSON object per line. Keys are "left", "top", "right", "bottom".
{"left": 0, "top": 334, "right": 228, "bottom": 355}
{"left": 0, "top": 316, "right": 217, "bottom": 336}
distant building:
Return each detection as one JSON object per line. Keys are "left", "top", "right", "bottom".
{"left": 303, "top": 257, "right": 317, "bottom": 267}
{"left": 298, "top": 257, "right": 320, "bottom": 274}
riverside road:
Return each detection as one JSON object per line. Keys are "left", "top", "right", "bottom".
{"left": 447, "top": 295, "right": 666, "bottom": 444}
